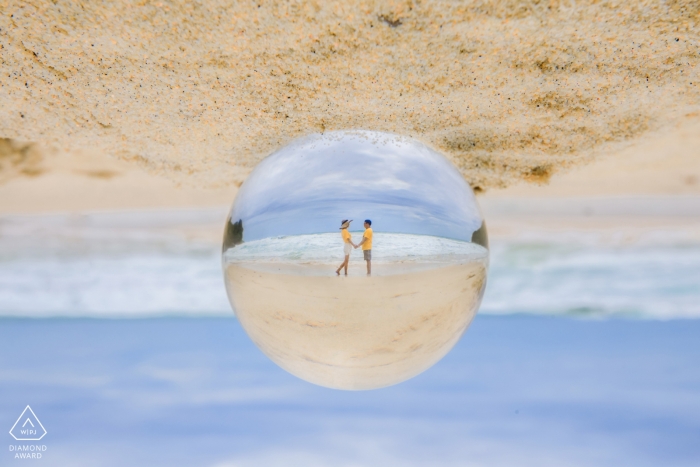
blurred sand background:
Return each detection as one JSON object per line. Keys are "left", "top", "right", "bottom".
{"left": 1, "top": 117, "right": 698, "bottom": 242}
{"left": 1, "top": 0, "right": 699, "bottom": 238}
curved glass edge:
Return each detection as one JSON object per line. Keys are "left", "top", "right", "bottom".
{"left": 222, "top": 130, "right": 489, "bottom": 254}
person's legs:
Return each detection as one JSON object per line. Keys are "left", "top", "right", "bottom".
{"left": 336, "top": 257, "right": 345, "bottom": 275}
{"left": 337, "top": 255, "right": 349, "bottom": 275}
{"left": 363, "top": 249, "right": 372, "bottom": 276}
{"left": 366, "top": 259, "right": 371, "bottom": 275}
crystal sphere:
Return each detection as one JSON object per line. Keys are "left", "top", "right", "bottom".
{"left": 223, "top": 131, "right": 488, "bottom": 390}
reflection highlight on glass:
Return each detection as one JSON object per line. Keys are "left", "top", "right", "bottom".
{"left": 223, "top": 131, "right": 488, "bottom": 390}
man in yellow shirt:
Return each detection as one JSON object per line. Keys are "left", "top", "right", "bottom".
{"left": 355, "top": 219, "right": 373, "bottom": 276}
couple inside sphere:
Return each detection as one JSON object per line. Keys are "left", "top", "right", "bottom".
{"left": 336, "top": 219, "right": 373, "bottom": 276}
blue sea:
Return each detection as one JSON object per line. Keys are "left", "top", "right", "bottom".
{"left": 1, "top": 210, "right": 699, "bottom": 466}
{"left": 2, "top": 210, "right": 697, "bottom": 319}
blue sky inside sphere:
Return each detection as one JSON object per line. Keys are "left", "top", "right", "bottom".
{"left": 228, "top": 131, "right": 484, "bottom": 243}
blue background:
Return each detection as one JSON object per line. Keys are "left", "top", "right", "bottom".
{"left": 2, "top": 316, "right": 699, "bottom": 467}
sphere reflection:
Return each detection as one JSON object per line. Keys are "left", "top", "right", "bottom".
{"left": 223, "top": 131, "right": 488, "bottom": 390}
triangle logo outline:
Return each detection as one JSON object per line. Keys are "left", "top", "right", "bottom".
{"left": 9, "top": 406, "right": 47, "bottom": 441}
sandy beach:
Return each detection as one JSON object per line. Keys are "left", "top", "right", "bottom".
{"left": 478, "top": 117, "right": 700, "bottom": 243}
{"left": 1, "top": 114, "right": 697, "bottom": 322}
{"left": 3, "top": 117, "right": 698, "bottom": 251}
{"left": 1, "top": 114, "right": 698, "bottom": 211}
{"left": 225, "top": 261, "right": 486, "bottom": 390}
{"left": 1, "top": 2, "right": 699, "bottom": 465}
{"left": 2, "top": 1, "right": 699, "bottom": 191}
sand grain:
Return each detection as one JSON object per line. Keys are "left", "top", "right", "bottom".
{"left": 1, "top": 1, "right": 698, "bottom": 189}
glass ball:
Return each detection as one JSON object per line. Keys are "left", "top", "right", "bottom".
{"left": 223, "top": 131, "right": 488, "bottom": 390}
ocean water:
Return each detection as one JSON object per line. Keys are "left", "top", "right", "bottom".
{"left": 0, "top": 210, "right": 228, "bottom": 317}
{"left": 0, "top": 211, "right": 699, "bottom": 318}
{"left": 1, "top": 210, "right": 699, "bottom": 466}
{"left": 485, "top": 241, "right": 700, "bottom": 319}
{"left": 224, "top": 232, "right": 488, "bottom": 277}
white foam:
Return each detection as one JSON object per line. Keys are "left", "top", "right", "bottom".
{"left": 224, "top": 232, "right": 488, "bottom": 265}
{"left": 483, "top": 242, "right": 700, "bottom": 319}
{"left": 1, "top": 211, "right": 699, "bottom": 319}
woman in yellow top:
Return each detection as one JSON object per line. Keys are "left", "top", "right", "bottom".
{"left": 336, "top": 219, "right": 358, "bottom": 276}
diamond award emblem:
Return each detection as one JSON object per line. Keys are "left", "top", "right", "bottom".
{"left": 9, "top": 406, "right": 47, "bottom": 441}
